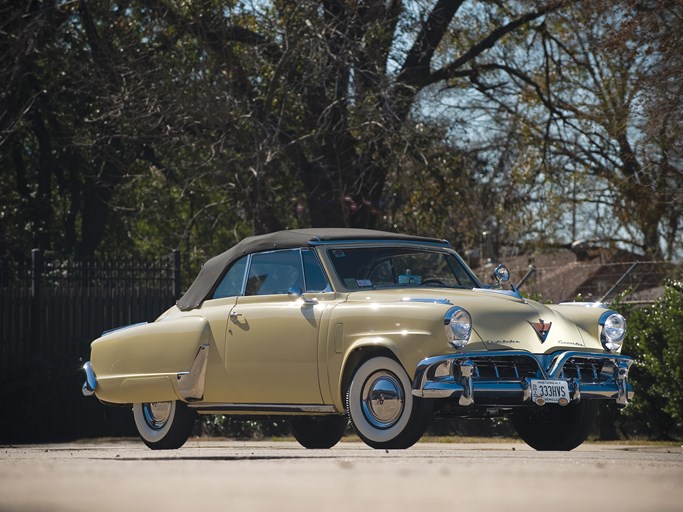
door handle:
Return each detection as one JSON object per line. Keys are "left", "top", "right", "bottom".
{"left": 229, "top": 311, "right": 242, "bottom": 320}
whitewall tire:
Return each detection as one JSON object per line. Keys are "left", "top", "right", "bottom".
{"left": 346, "top": 356, "right": 432, "bottom": 449}
{"left": 132, "top": 400, "right": 196, "bottom": 450}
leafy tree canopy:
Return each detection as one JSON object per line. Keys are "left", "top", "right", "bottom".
{"left": 1, "top": 0, "right": 680, "bottom": 269}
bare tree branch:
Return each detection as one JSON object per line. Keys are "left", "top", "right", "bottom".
{"left": 427, "top": 1, "right": 569, "bottom": 86}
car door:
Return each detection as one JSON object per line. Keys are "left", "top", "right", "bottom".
{"left": 195, "top": 256, "right": 248, "bottom": 403}
{"left": 224, "top": 249, "right": 329, "bottom": 404}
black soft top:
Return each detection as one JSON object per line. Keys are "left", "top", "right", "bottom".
{"left": 176, "top": 228, "right": 447, "bottom": 311}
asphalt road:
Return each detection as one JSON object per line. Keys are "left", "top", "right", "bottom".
{"left": 1, "top": 440, "right": 682, "bottom": 512}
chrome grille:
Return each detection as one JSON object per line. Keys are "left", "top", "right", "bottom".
{"left": 470, "top": 356, "right": 540, "bottom": 381}
{"left": 559, "top": 358, "right": 605, "bottom": 383}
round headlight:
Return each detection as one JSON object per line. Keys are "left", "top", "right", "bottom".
{"left": 445, "top": 307, "right": 472, "bottom": 349}
{"left": 601, "top": 313, "right": 626, "bottom": 351}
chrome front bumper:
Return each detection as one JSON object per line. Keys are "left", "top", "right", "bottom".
{"left": 412, "top": 350, "right": 634, "bottom": 407}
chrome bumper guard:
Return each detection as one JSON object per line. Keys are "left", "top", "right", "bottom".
{"left": 412, "top": 350, "right": 634, "bottom": 407}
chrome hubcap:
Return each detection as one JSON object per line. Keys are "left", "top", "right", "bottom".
{"left": 361, "top": 371, "right": 404, "bottom": 429}
{"left": 142, "top": 402, "right": 172, "bottom": 430}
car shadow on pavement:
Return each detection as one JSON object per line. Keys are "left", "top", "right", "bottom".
{"left": 98, "top": 455, "right": 340, "bottom": 462}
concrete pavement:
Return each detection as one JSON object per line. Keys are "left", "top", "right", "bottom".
{"left": 1, "top": 440, "right": 681, "bottom": 512}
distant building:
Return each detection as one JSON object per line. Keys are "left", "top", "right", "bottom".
{"left": 475, "top": 246, "right": 673, "bottom": 304}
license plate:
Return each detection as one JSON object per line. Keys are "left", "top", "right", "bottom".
{"left": 530, "top": 379, "right": 570, "bottom": 406}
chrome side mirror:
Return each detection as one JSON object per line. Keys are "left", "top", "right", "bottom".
{"left": 492, "top": 264, "right": 510, "bottom": 285}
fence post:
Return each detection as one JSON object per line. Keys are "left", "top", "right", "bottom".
{"left": 31, "top": 249, "right": 42, "bottom": 299}
{"left": 172, "top": 250, "right": 181, "bottom": 300}
{"left": 31, "top": 248, "right": 43, "bottom": 350}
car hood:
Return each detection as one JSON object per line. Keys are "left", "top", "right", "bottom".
{"left": 345, "top": 287, "right": 591, "bottom": 353}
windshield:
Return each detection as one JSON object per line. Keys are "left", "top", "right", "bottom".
{"left": 326, "top": 246, "right": 480, "bottom": 290}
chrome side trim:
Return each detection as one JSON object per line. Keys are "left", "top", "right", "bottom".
{"left": 101, "top": 322, "right": 148, "bottom": 337}
{"left": 176, "top": 344, "right": 209, "bottom": 402}
{"left": 401, "top": 298, "right": 453, "bottom": 305}
{"left": 187, "top": 403, "right": 338, "bottom": 414}
{"left": 558, "top": 302, "right": 608, "bottom": 308}
{"left": 82, "top": 361, "right": 97, "bottom": 397}
{"left": 473, "top": 287, "right": 525, "bottom": 301}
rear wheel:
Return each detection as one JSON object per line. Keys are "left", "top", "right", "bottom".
{"left": 133, "top": 401, "right": 197, "bottom": 450}
{"left": 512, "top": 400, "right": 598, "bottom": 451}
{"left": 289, "top": 415, "right": 348, "bottom": 449}
{"left": 346, "top": 356, "right": 432, "bottom": 449}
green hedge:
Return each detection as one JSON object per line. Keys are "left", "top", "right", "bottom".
{"left": 616, "top": 282, "right": 683, "bottom": 440}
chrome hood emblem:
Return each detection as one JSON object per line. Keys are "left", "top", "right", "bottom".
{"left": 529, "top": 319, "right": 552, "bottom": 343}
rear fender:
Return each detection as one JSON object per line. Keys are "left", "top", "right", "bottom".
{"left": 90, "top": 316, "right": 211, "bottom": 404}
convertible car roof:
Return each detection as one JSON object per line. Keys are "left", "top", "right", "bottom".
{"left": 176, "top": 228, "right": 447, "bottom": 311}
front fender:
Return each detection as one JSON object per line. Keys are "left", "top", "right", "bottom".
{"left": 332, "top": 336, "right": 402, "bottom": 412}
{"left": 332, "top": 329, "right": 447, "bottom": 412}
{"left": 547, "top": 304, "right": 618, "bottom": 352}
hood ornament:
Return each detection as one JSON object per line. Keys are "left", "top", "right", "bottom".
{"left": 530, "top": 319, "right": 552, "bottom": 343}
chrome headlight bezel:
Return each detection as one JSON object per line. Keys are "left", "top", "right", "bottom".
{"left": 444, "top": 306, "right": 472, "bottom": 349}
{"left": 599, "top": 311, "right": 626, "bottom": 352}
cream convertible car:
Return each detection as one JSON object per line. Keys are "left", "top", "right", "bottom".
{"left": 83, "top": 229, "right": 633, "bottom": 450}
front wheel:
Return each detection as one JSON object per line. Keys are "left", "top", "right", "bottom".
{"left": 133, "top": 401, "right": 197, "bottom": 450}
{"left": 289, "top": 415, "right": 348, "bottom": 449}
{"left": 511, "top": 400, "right": 598, "bottom": 451}
{"left": 346, "top": 356, "right": 433, "bottom": 449}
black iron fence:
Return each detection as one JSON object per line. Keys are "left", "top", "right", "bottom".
{"left": 0, "top": 250, "right": 181, "bottom": 381}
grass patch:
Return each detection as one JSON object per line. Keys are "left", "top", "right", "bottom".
{"left": 418, "top": 436, "right": 521, "bottom": 444}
